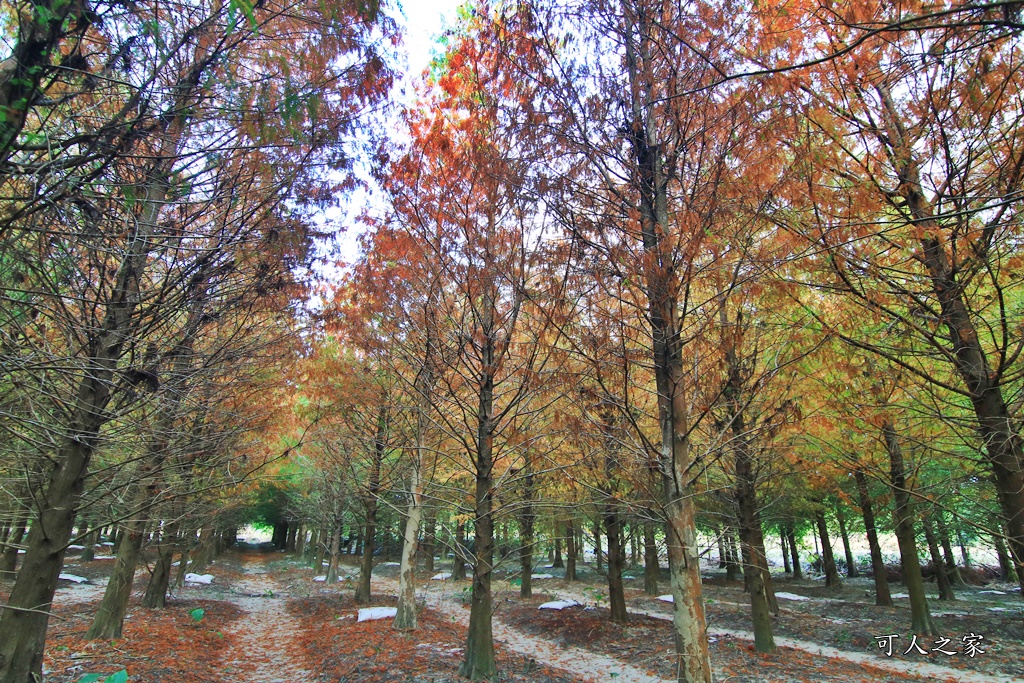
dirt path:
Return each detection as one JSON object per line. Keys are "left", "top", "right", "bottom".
{"left": 413, "top": 580, "right": 669, "bottom": 683}
{"left": 220, "top": 566, "right": 314, "bottom": 683}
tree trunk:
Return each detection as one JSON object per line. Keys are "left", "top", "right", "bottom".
{"left": 923, "top": 517, "right": 955, "bottom": 601}
{"left": 81, "top": 528, "right": 96, "bottom": 563}
{"left": 326, "top": 527, "right": 341, "bottom": 583}
{"left": 396, "top": 376, "right": 430, "bottom": 630}
{"left": 460, "top": 416, "right": 497, "bottom": 679}
{"left": 836, "top": 507, "right": 859, "bottom": 578}
{"left": 553, "top": 521, "right": 564, "bottom": 568}
{"left": 295, "top": 525, "right": 306, "bottom": 557}
{"left": 143, "top": 524, "right": 178, "bottom": 609}
{"left": 0, "top": 516, "right": 27, "bottom": 577}
{"left": 453, "top": 520, "right": 467, "bottom": 580}
{"left": 884, "top": 421, "right": 936, "bottom": 635}
{"left": 565, "top": 517, "right": 577, "bottom": 582}
{"left": 605, "top": 504, "right": 627, "bottom": 623}
{"left": 189, "top": 527, "right": 216, "bottom": 574}
{"left": 956, "top": 529, "right": 973, "bottom": 569}
{"left": 994, "top": 525, "right": 1017, "bottom": 583}
{"left": 786, "top": 524, "right": 802, "bottom": 579}
{"left": 518, "top": 468, "right": 535, "bottom": 600}
{"left": 643, "top": 520, "right": 659, "bottom": 595}
{"left": 424, "top": 515, "right": 436, "bottom": 573}
{"left": 725, "top": 530, "right": 742, "bottom": 582}
{"left": 87, "top": 518, "right": 147, "bottom": 639}
{"left": 855, "top": 469, "right": 892, "bottom": 606}
{"left": 814, "top": 510, "right": 842, "bottom": 590}
{"left": 716, "top": 528, "right": 727, "bottom": 568}
{"left": 780, "top": 530, "right": 791, "bottom": 574}
{"left": 356, "top": 406, "right": 387, "bottom": 604}
{"left": 935, "top": 516, "right": 962, "bottom": 585}
{"left": 314, "top": 528, "right": 327, "bottom": 571}
{"left": 593, "top": 518, "right": 603, "bottom": 572}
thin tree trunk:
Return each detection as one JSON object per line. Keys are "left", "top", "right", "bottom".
{"left": 644, "top": 520, "right": 659, "bottom": 594}
{"left": 935, "top": 516, "right": 962, "bottom": 585}
{"left": 884, "top": 421, "right": 936, "bottom": 635}
{"left": 814, "top": 509, "right": 842, "bottom": 590}
{"left": 836, "top": 507, "right": 859, "bottom": 578}
{"left": 356, "top": 406, "right": 387, "bottom": 604}
{"left": 786, "top": 524, "right": 802, "bottom": 580}
{"left": 0, "top": 515, "right": 27, "bottom": 577}
{"left": 994, "top": 525, "right": 1017, "bottom": 583}
{"left": 518, "top": 466, "right": 535, "bottom": 600}
{"left": 553, "top": 522, "right": 564, "bottom": 569}
{"left": 855, "top": 469, "right": 892, "bottom": 607}
{"left": 565, "top": 517, "right": 577, "bottom": 582}
{"left": 780, "top": 531, "right": 791, "bottom": 574}
{"left": 923, "top": 517, "right": 955, "bottom": 601}
{"left": 424, "top": 515, "right": 436, "bottom": 573}
{"left": 956, "top": 529, "right": 973, "bottom": 569}
{"left": 326, "top": 527, "right": 341, "bottom": 583}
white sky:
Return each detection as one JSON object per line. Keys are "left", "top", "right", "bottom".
{"left": 397, "top": 0, "right": 467, "bottom": 82}
{"left": 320, "top": 0, "right": 466, "bottom": 271}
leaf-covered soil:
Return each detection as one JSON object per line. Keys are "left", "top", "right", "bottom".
{"left": 41, "top": 599, "right": 241, "bottom": 683}
{"left": 676, "top": 574, "right": 1024, "bottom": 680}
{"left": 499, "top": 594, "right": 939, "bottom": 683}
{"left": 288, "top": 594, "right": 577, "bottom": 683}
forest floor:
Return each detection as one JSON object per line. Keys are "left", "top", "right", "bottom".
{"left": 12, "top": 546, "right": 1023, "bottom": 682}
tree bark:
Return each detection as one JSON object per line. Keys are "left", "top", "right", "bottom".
{"left": 855, "top": 469, "right": 892, "bottom": 606}
{"left": 143, "top": 523, "right": 178, "bottom": 609}
{"left": 0, "top": 515, "right": 27, "bottom": 577}
{"left": 565, "top": 517, "right": 577, "bottom": 582}
{"left": 356, "top": 405, "right": 387, "bottom": 604}
{"left": 814, "top": 509, "right": 842, "bottom": 589}
{"left": 935, "top": 516, "right": 962, "bottom": 585}
{"left": 326, "top": 527, "right": 341, "bottom": 583}
{"left": 517, "top": 467, "right": 535, "bottom": 600}
{"left": 553, "top": 521, "right": 564, "bottom": 569}
{"left": 923, "top": 517, "right": 955, "bottom": 601}
{"left": 423, "top": 515, "right": 436, "bottom": 573}
{"left": 644, "top": 520, "right": 659, "bottom": 594}
{"left": 884, "top": 421, "right": 936, "bottom": 635}
{"left": 994, "top": 525, "right": 1017, "bottom": 583}
{"left": 780, "top": 530, "right": 791, "bottom": 574}
{"left": 786, "top": 524, "right": 802, "bottom": 579}
{"left": 836, "top": 507, "right": 859, "bottom": 578}
{"left": 605, "top": 505, "right": 627, "bottom": 623}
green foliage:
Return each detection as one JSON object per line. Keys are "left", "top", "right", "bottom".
{"left": 188, "top": 607, "right": 205, "bottom": 623}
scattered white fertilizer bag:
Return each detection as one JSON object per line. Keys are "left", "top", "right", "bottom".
{"left": 775, "top": 592, "right": 810, "bottom": 601}
{"left": 657, "top": 594, "right": 674, "bottom": 603}
{"left": 58, "top": 573, "right": 88, "bottom": 583}
{"left": 431, "top": 573, "right": 452, "bottom": 580}
{"left": 538, "top": 600, "right": 579, "bottom": 610}
{"left": 530, "top": 573, "right": 554, "bottom": 580}
{"left": 357, "top": 606, "right": 398, "bottom": 622}
{"left": 184, "top": 573, "right": 214, "bottom": 584}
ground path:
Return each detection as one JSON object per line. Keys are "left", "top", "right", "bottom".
{"left": 406, "top": 578, "right": 667, "bottom": 683}
{"left": 219, "top": 563, "right": 314, "bottom": 683}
